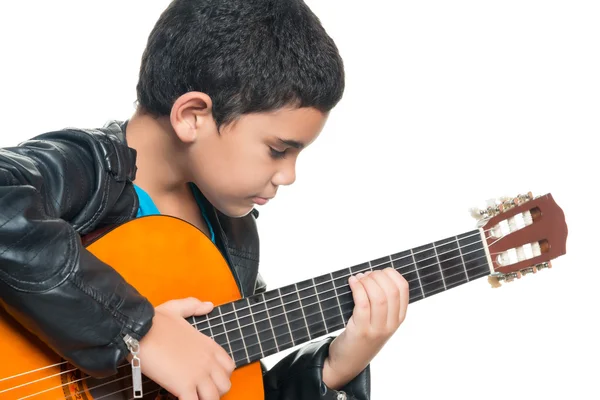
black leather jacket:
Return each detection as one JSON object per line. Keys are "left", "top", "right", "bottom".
{"left": 0, "top": 120, "right": 370, "bottom": 400}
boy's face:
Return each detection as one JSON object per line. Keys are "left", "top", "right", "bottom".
{"left": 181, "top": 102, "right": 328, "bottom": 217}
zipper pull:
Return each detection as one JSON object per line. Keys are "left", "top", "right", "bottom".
{"left": 124, "top": 334, "right": 143, "bottom": 398}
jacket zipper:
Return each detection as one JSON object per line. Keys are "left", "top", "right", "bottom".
{"left": 123, "top": 334, "right": 143, "bottom": 398}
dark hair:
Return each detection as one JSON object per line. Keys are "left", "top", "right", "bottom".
{"left": 136, "top": 0, "right": 345, "bottom": 128}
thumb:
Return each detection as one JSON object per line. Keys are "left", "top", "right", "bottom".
{"left": 158, "top": 297, "right": 214, "bottom": 318}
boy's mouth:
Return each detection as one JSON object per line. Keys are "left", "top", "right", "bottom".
{"left": 252, "top": 196, "right": 271, "bottom": 205}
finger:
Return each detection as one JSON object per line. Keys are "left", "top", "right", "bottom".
{"left": 359, "top": 273, "right": 388, "bottom": 328}
{"left": 383, "top": 267, "right": 410, "bottom": 323}
{"left": 197, "top": 380, "right": 220, "bottom": 400}
{"left": 177, "top": 388, "right": 200, "bottom": 400}
{"left": 163, "top": 297, "right": 214, "bottom": 318}
{"left": 192, "top": 377, "right": 217, "bottom": 400}
{"left": 210, "top": 368, "right": 233, "bottom": 396}
{"left": 215, "top": 347, "right": 236, "bottom": 375}
{"left": 348, "top": 274, "right": 370, "bottom": 328}
{"left": 369, "top": 269, "right": 401, "bottom": 327}
{"left": 193, "top": 300, "right": 215, "bottom": 316}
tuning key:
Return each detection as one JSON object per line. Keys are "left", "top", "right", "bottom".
{"left": 488, "top": 261, "right": 553, "bottom": 288}
{"left": 471, "top": 192, "right": 535, "bottom": 223}
{"left": 519, "top": 266, "right": 537, "bottom": 276}
{"left": 535, "top": 261, "right": 552, "bottom": 270}
{"left": 487, "top": 271, "right": 521, "bottom": 288}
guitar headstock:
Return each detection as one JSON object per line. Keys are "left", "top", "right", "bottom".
{"left": 470, "top": 192, "right": 568, "bottom": 288}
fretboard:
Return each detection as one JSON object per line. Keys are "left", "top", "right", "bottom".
{"left": 187, "top": 228, "right": 491, "bottom": 367}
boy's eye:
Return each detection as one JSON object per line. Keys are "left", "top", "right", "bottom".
{"left": 269, "top": 147, "right": 287, "bottom": 159}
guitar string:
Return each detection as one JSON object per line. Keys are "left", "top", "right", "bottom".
{"left": 0, "top": 228, "right": 496, "bottom": 387}
{"left": 17, "top": 256, "right": 492, "bottom": 400}
{"left": 190, "top": 245, "right": 488, "bottom": 335}
{"left": 186, "top": 248, "right": 488, "bottom": 347}
{"left": 79, "top": 219, "right": 531, "bottom": 400}
{"left": 63, "top": 265, "right": 494, "bottom": 400}
{"left": 55, "top": 251, "right": 494, "bottom": 400}
{"left": 0, "top": 233, "right": 490, "bottom": 392}
{"left": 193, "top": 253, "right": 492, "bottom": 359}
{"left": 4, "top": 225, "right": 529, "bottom": 397}
{"left": 97, "top": 382, "right": 158, "bottom": 400}
{"left": 3, "top": 242, "right": 509, "bottom": 400}
{"left": 193, "top": 230, "right": 490, "bottom": 327}
{"left": 1, "top": 232, "right": 511, "bottom": 396}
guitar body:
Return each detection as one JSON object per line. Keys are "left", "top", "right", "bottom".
{"left": 0, "top": 215, "right": 263, "bottom": 399}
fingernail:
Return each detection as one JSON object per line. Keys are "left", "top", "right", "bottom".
{"left": 349, "top": 276, "right": 357, "bottom": 284}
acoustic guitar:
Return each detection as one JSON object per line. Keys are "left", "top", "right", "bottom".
{"left": 0, "top": 192, "right": 568, "bottom": 399}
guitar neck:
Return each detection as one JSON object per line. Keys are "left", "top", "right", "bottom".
{"left": 189, "top": 228, "right": 492, "bottom": 367}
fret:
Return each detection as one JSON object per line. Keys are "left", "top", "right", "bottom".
{"left": 409, "top": 249, "right": 427, "bottom": 300}
{"left": 233, "top": 298, "right": 262, "bottom": 363}
{"left": 295, "top": 283, "right": 311, "bottom": 337}
{"left": 296, "top": 279, "right": 327, "bottom": 339}
{"left": 219, "top": 302, "right": 248, "bottom": 367}
{"left": 411, "top": 243, "right": 445, "bottom": 297}
{"left": 332, "top": 267, "right": 355, "bottom": 322}
{"left": 205, "top": 307, "right": 233, "bottom": 363}
{"left": 247, "top": 293, "right": 278, "bottom": 358}
{"left": 457, "top": 230, "right": 490, "bottom": 280}
{"left": 392, "top": 249, "right": 424, "bottom": 302}
{"left": 434, "top": 237, "right": 468, "bottom": 289}
{"left": 315, "top": 273, "right": 345, "bottom": 332}
{"left": 369, "top": 256, "right": 392, "bottom": 271}
{"left": 432, "top": 242, "right": 447, "bottom": 290}
{"left": 330, "top": 272, "right": 346, "bottom": 328}
{"left": 456, "top": 235, "right": 470, "bottom": 281}
{"left": 279, "top": 284, "right": 310, "bottom": 344}
{"left": 192, "top": 315, "right": 212, "bottom": 338}
{"left": 264, "top": 289, "right": 294, "bottom": 351}
{"left": 312, "top": 278, "right": 328, "bottom": 334}
{"left": 188, "top": 314, "right": 211, "bottom": 338}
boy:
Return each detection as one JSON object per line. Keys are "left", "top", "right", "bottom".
{"left": 0, "top": 0, "right": 409, "bottom": 399}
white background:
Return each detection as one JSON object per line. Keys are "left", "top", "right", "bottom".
{"left": 1, "top": 1, "right": 598, "bottom": 399}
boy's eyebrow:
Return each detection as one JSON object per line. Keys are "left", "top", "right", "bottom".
{"left": 278, "top": 138, "right": 304, "bottom": 149}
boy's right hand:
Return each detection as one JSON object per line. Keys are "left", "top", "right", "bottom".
{"left": 136, "top": 297, "right": 235, "bottom": 400}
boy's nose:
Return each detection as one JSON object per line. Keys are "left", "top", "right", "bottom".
{"left": 272, "top": 163, "right": 296, "bottom": 186}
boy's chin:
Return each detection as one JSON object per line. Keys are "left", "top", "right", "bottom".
{"left": 217, "top": 203, "right": 255, "bottom": 219}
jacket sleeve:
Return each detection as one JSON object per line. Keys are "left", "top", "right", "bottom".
{"left": 253, "top": 274, "right": 371, "bottom": 400}
{"left": 262, "top": 337, "right": 371, "bottom": 400}
{"left": 0, "top": 128, "right": 154, "bottom": 378}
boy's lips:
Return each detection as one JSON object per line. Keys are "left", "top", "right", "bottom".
{"left": 252, "top": 196, "right": 272, "bottom": 205}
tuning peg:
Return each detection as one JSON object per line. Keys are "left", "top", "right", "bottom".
{"left": 471, "top": 192, "right": 535, "bottom": 221}
{"left": 487, "top": 271, "right": 521, "bottom": 288}
{"left": 516, "top": 192, "right": 534, "bottom": 204}
{"left": 470, "top": 199, "right": 500, "bottom": 222}
{"left": 487, "top": 274, "right": 502, "bottom": 288}
{"left": 488, "top": 261, "right": 552, "bottom": 288}
{"left": 535, "top": 261, "right": 552, "bottom": 270}
{"left": 470, "top": 207, "right": 486, "bottom": 220}
{"left": 519, "top": 266, "right": 537, "bottom": 276}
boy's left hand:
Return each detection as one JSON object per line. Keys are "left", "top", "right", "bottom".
{"left": 322, "top": 267, "right": 409, "bottom": 390}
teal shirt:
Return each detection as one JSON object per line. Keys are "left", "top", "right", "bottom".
{"left": 132, "top": 184, "right": 215, "bottom": 243}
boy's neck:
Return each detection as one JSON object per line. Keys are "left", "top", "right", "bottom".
{"left": 123, "top": 110, "right": 213, "bottom": 239}
{"left": 125, "top": 110, "right": 190, "bottom": 196}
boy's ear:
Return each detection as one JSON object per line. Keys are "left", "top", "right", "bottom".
{"left": 170, "top": 91, "right": 215, "bottom": 143}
